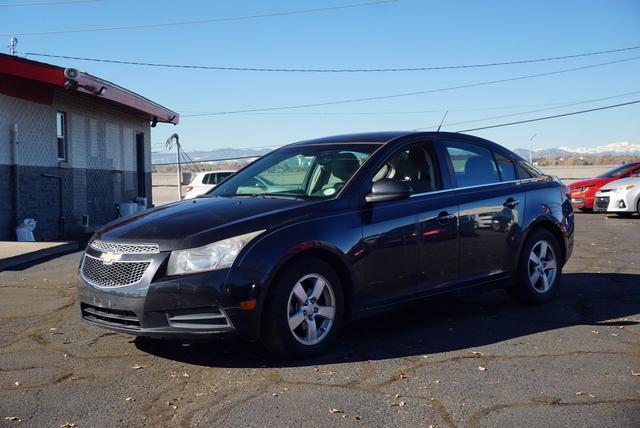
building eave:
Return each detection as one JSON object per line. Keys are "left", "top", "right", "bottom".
{"left": 0, "top": 53, "right": 179, "bottom": 125}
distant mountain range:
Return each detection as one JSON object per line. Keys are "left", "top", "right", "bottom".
{"left": 152, "top": 147, "right": 275, "bottom": 164}
{"left": 153, "top": 141, "right": 639, "bottom": 164}
{"left": 514, "top": 141, "right": 640, "bottom": 159}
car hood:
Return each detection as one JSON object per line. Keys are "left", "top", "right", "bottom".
{"left": 599, "top": 176, "right": 640, "bottom": 191}
{"left": 568, "top": 178, "right": 607, "bottom": 190}
{"left": 96, "top": 197, "right": 318, "bottom": 250}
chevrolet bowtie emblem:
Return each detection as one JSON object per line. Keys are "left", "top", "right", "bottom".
{"left": 100, "top": 251, "right": 122, "bottom": 265}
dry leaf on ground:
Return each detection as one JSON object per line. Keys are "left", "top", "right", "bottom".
{"left": 329, "top": 408, "right": 344, "bottom": 414}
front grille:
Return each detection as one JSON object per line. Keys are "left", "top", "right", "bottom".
{"left": 598, "top": 189, "right": 612, "bottom": 194}
{"left": 594, "top": 196, "right": 609, "bottom": 210}
{"left": 81, "top": 254, "right": 150, "bottom": 288}
{"left": 90, "top": 240, "right": 159, "bottom": 254}
{"left": 81, "top": 303, "right": 140, "bottom": 329}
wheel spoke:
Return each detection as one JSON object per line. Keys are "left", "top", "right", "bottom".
{"left": 310, "top": 277, "right": 326, "bottom": 300}
{"left": 288, "top": 310, "right": 305, "bottom": 330}
{"left": 539, "top": 242, "right": 548, "bottom": 259}
{"left": 316, "top": 305, "right": 335, "bottom": 320}
{"left": 292, "top": 282, "right": 308, "bottom": 304}
{"left": 306, "top": 319, "right": 318, "bottom": 343}
{"left": 530, "top": 269, "right": 540, "bottom": 286}
{"left": 545, "top": 259, "right": 557, "bottom": 270}
{"left": 541, "top": 272, "right": 550, "bottom": 291}
{"left": 529, "top": 252, "right": 540, "bottom": 264}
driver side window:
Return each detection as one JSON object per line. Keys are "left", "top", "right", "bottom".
{"left": 373, "top": 143, "right": 442, "bottom": 194}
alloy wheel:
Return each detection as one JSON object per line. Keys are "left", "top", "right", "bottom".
{"left": 287, "top": 273, "right": 336, "bottom": 346}
{"left": 528, "top": 240, "right": 558, "bottom": 293}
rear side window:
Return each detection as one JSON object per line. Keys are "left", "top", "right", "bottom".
{"left": 444, "top": 141, "right": 500, "bottom": 187}
{"left": 494, "top": 153, "right": 516, "bottom": 182}
{"left": 216, "top": 172, "right": 233, "bottom": 183}
{"left": 203, "top": 173, "right": 214, "bottom": 184}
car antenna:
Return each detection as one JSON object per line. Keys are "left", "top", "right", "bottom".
{"left": 436, "top": 110, "right": 448, "bottom": 132}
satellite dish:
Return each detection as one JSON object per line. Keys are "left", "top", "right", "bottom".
{"left": 64, "top": 68, "right": 79, "bottom": 80}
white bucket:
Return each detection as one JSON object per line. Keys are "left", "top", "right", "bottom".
{"left": 119, "top": 202, "right": 138, "bottom": 217}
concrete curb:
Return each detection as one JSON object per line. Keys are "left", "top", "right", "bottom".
{"left": 0, "top": 241, "right": 81, "bottom": 271}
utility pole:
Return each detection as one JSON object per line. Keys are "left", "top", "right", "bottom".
{"left": 528, "top": 133, "right": 539, "bottom": 164}
{"left": 8, "top": 37, "right": 17, "bottom": 56}
{"left": 165, "top": 133, "right": 182, "bottom": 200}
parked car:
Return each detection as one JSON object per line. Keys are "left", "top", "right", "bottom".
{"left": 78, "top": 132, "right": 574, "bottom": 357}
{"left": 569, "top": 161, "right": 640, "bottom": 210}
{"left": 593, "top": 176, "right": 640, "bottom": 217}
{"left": 182, "top": 170, "right": 236, "bottom": 199}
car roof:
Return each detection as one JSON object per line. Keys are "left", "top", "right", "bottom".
{"left": 288, "top": 131, "right": 524, "bottom": 160}
{"left": 197, "top": 170, "right": 237, "bottom": 175}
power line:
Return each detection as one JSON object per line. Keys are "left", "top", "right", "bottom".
{"left": 151, "top": 99, "right": 640, "bottom": 165}
{"left": 2, "top": 0, "right": 397, "bottom": 36}
{"left": 413, "top": 90, "right": 640, "bottom": 130}
{"left": 180, "top": 56, "right": 640, "bottom": 116}
{"left": 0, "top": 0, "right": 102, "bottom": 6}
{"left": 458, "top": 100, "right": 640, "bottom": 133}
{"left": 177, "top": 91, "right": 640, "bottom": 117}
{"left": 23, "top": 44, "right": 640, "bottom": 73}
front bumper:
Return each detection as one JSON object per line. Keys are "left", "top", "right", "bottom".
{"left": 594, "top": 192, "right": 634, "bottom": 212}
{"left": 570, "top": 192, "right": 593, "bottom": 210}
{"left": 77, "top": 250, "right": 258, "bottom": 340}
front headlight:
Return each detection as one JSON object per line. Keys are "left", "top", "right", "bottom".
{"left": 577, "top": 185, "right": 592, "bottom": 192}
{"left": 167, "top": 230, "right": 265, "bottom": 275}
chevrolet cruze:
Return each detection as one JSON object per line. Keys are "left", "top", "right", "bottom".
{"left": 78, "top": 132, "right": 574, "bottom": 357}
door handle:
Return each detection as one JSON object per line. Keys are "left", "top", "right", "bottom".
{"left": 437, "top": 211, "right": 455, "bottom": 224}
{"left": 503, "top": 198, "right": 520, "bottom": 209}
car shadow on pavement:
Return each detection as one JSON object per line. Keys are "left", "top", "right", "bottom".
{"left": 135, "top": 272, "right": 640, "bottom": 368}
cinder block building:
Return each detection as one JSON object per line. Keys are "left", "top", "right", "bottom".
{"left": 0, "top": 53, "right": 178, "bottom": 240}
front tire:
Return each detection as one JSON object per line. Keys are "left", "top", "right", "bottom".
{"left": 509, "top": 229, "right": 562, "bottom": 304}
{"left": 261, "top": 257, "right": 344, "bottom": 358}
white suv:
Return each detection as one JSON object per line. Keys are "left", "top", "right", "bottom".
{"left": 182, "top": 170, "right": 236, "bottom": 199}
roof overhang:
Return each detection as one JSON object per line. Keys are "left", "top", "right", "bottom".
{"left": 0, "top": 53, "right": 179, "bottom": 125}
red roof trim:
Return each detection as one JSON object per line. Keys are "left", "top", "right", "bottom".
{"left": 0, "top": 53, "right": 179, "bottom": 125}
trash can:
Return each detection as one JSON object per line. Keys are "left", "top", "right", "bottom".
{"left": 119, "top": 202, "right": 138, "bottom": 217}
{"left": 135, "top": 197, "right": 148, "bottom": 212}
{"left": 16, "top": 218, "right": 37, "bottom": 242}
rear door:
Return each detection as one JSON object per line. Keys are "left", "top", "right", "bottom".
{"left": 441, "top": 140, "right": 525, "bottom": 283}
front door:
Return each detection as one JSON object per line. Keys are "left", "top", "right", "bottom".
{"left": 358, "top": 141, "right": 458, "bottom": 306}
{"left": 135, "top": 133, "right": 146, "bottom": 198}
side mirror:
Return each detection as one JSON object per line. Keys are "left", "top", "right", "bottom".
{"left": 365, "top": 179, "right": 412, "bottom": 203}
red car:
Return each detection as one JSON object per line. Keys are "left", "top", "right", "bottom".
{"left": 569, "top": 161, "right": 640, "bottom": 210}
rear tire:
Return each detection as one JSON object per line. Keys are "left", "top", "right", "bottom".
{"left": 260, "top": 257, "right": 344, "bottom": 358}
{"left": 509, "top": 229, "right": 562, "bottom": 305}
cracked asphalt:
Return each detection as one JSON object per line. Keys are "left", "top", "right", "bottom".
{"left": 1, "top": 213, "right": 639, "bottom": 427}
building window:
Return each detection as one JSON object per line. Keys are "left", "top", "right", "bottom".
{"left": 56, "top": 112, "right": 67, "bottom": 160}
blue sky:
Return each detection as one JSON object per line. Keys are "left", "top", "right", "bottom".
{"left": 2, "top": 0, "right": 639, "bottom": 153}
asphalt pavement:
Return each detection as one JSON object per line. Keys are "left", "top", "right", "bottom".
{"left": 1, "top": 212, "right": 639, "bottom": 427}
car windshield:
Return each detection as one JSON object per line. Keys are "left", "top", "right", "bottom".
{"left": 208, "top": 143, "right": 380, "bottom": 199}
{"left": 597, "top": 163, "right": 633, "bottom": 178}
